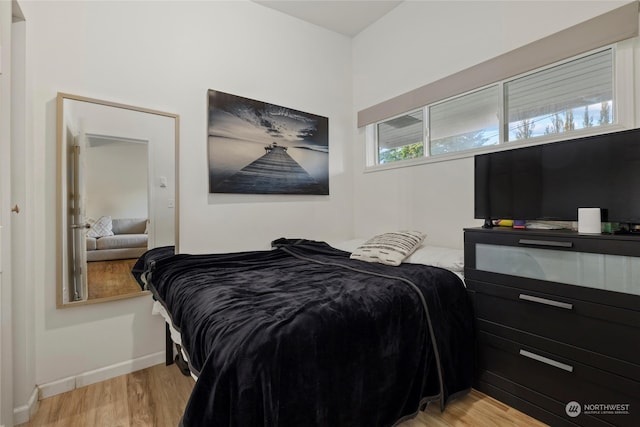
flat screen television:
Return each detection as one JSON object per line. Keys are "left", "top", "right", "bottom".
{"left": 474, "top": 128, "right": 640, "bottom": 224}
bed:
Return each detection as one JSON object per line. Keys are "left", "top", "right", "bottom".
{"left": 133, "top": 237, "right": 474, "bottom": 427}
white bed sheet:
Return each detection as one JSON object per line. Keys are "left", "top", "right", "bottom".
{"left": 153, "top": 301, "right": 199, "bottom": 381}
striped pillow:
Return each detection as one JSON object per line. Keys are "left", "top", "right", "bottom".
{"left": 350, "top": 231, "right": 426, "bottom": 266}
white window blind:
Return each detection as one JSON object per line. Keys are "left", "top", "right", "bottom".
{"left": 505, "top": 49, "right": 613, "bottom": 125}
{"left": 430, "top": 86, "right": 499, "bottom": 140}
{"left": 377, "top": 109, "right": 424, "bottom": 151}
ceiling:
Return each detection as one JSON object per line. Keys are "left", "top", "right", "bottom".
{"left": 253, "top": 1, "right": 403, "bottom": 37}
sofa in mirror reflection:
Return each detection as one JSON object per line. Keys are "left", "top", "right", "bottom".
{"left": 86, "top": 216, "right": 148, "bottom": 262}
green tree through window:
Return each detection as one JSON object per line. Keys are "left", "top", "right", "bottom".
{"left": 379, "top": 142, "right": 424, "bottom": 163}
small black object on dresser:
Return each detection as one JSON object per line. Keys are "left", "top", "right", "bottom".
{"left": 464, "top": 227, "right": 640, "bottom": 427}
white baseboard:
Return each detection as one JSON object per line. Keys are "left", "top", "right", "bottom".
{"left": 38, "top": 376, "right": 75, "bottom": 400}
{"left": 38, "top": 351, "right": 165, "bottom": 401}
{"left": 75, "top": 352, "right": 165, "bottom": 388}
{"left": 13, "top": 386, "right": 39, "bottom": 425}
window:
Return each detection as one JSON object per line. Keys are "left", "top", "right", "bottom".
{"left": 505, "top": 49, "right": 613, "bottom": 141}
{"left": 367, "top": 47, "right": 619, "bottom": 168}
{"left": 377, "top": 110, "right": 424, "bottom": 164}
{"left": 430, "top": 85, "right": 500, "bottom": 155}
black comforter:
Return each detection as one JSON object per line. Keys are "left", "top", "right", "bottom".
{"left": 142, "top": 239, "right": 474, "bottom": 427}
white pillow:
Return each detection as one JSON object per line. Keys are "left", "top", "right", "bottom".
{"left": 349, "top": 231, "right": 426, "bottom": 266}
{"left": 333, "top": 238, "right": 464, "bottom": 273}
{"left": 405, "top": 246, "right": 464, "bottom": 272}
{"left": 87, "top": 215, "right": 114, "bottom": 238}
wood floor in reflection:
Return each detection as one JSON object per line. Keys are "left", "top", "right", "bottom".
{"left": 20, "top": 363, "right": 547, "bottom": 427}
{"left": 87, "top": 258, "right": 141, "bottom": 300}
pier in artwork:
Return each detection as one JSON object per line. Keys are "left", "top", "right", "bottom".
{"left": 213, "top": 143, "right": 327, "bottom": 194}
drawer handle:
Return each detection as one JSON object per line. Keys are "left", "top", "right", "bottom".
{"left": 519, "top": 294, "right": 573, "bottom": 310}
{"left": 519, "top": 349, "right": 574, "bottom": 373}
{"left": 519, "top": 239, "right": 573, "bottom": 248}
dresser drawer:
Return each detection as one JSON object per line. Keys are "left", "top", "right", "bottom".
{"left": 469, "top": 279, "right": 640, "bottom": 374}
{"left": 478, "top": 330, "right": 640, "bottom": 426}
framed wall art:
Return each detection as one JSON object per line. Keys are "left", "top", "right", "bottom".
{"left": 207, "top": 89, "right": 329, "bottom": 195}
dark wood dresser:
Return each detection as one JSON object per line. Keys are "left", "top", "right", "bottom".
{"left": 464, "top": 227, "right": 640, "bottom": 427}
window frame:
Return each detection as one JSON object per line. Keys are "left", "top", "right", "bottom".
{"left": 375, "top": 108, "right": 426, "bottom": 165}
{"left": 427, "top": 84, "right": 501, "bottom": 155}
{"left": 364, "top": 43, "right": 633, "bottom": 172}
{"left": 503, "top": 48, "right": 615, "bottom": 142}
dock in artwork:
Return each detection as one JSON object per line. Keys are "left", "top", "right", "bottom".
{"left": 212, "top": 143, "right": 328, "bottom": 195}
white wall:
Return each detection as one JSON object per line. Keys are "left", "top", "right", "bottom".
{"left": 352, "top": 0, "right": 630, "bottom": 249}
{"left": 85, "top": 143, "right": 148, "bottom": 221}
{"left": 1, "top": 2, "right": 15, "bottom": 425}
{"left": 85, "top": 145, "right": 148, "bottom": 223}
{"left": 19, "top": 0, "right": 353, "bottom": 399}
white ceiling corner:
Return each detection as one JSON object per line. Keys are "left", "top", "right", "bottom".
{"left": 253, "top": 1, "right": 403, "bottom": 37}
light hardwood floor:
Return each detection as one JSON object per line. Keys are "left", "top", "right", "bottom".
{"left": 20, "top": 364, "right": 193, "bottom": 427}
{"left": 20, "top": 363, "right": 547, "bottom": 427}
{"left": 87, "top": 259, "right": 141, "bottom": 300}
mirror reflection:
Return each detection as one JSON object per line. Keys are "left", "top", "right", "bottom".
{"left": 57, "top": 93, "right": 178, "bottom": 307}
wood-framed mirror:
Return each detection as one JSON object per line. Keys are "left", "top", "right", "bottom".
{"left": 56, "top": 93, "right": 179, "bottom": 307}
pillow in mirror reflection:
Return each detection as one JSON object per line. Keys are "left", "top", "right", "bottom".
{"left": 87, "top": 215, "right": 115, "bottom": 238}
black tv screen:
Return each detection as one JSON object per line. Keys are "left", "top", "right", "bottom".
{"left": 474, "top": 128, "right": 640, "bottom": 223}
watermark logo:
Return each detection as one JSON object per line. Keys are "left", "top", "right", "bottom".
{"left": 584, "top": 403, "right": 630, "bottom": 415}
{"left": 566, "top": 401, "right": 581, "bottom": 418}
{"left": 565, "top": 401, "right": 631, "bottom": 418}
